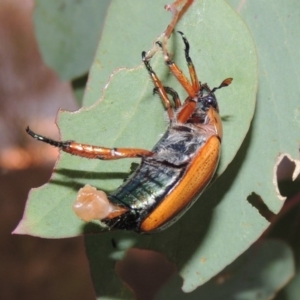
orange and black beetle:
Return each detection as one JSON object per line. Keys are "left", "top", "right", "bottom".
{"left": 26, "top": 32, "right": 232, "bottom": 233}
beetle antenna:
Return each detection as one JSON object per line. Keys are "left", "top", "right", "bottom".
{"left": 211, "top": 78, "right": 233, "bottom": 93}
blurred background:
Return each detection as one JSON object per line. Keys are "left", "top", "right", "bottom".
{"left": 0, "top": 1, "right": 95, "bottom": 299}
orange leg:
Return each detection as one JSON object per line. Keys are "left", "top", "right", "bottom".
{"left": 157, "top": 32, "right": 199, "bottom": 98}
{"left": 142, "top": 51, "right": 176, "bottom": 119}
{"left": 143, "top": 33, "right": 199, "bottom": 124}
{"left": 143, "top": 0, "right": 194, "bottom": 62}
{"left": 164, "top": 52, "right": 195, "bottom": 97}
{"left": 26, "top": 127, "right": 153, "bottom": 160}
{"left": 164, "top": 0, "right": 194, "bottom": 39}
{"left": 177, "top": 100, "right": 197, "bottom": 123}
{"left": 163, "top": 0, "right": 194, "bottom": 60}
{"left": 177, "top": 31, "right": 200, "bottom": 92}
{"left": 159, "top": 32, "right": 201, "bottom": 123}
{"left": 154, "top": 86, "right": 181, "bottom": 108}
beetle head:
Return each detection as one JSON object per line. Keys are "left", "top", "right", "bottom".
{"left": 198, "top": 78, "right": 233, "bottom": 112}
{"left": 200, "top": 93, "right": 219, "bottom": 112}
{"left": 197, "top": 84, "right": 219, "bottom": 112}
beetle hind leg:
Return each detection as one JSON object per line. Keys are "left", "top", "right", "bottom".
{"left": 26, "top": 126, "right": 153, "bottom": 160}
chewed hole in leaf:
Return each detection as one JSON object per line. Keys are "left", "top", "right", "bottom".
{"left": 247, "top": 192, "right": 276, "bottom": 222}
{"left": 115, "top": 248, "right": 176, "bottom": 299}
{"left": 276, "top": 154, "right": 300, "bottom": 198}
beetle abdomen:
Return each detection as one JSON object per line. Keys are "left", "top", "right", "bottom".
{"left": 103, "top": 124, "right": 214, "bottom": 232}
{"left": 105, "top": 159, "right": 185, "bottom": 230}
{"left": 140, "top": 135, "right": 221, "bottom": 232}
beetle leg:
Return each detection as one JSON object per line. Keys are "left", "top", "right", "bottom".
{"left": 154, "top": 41, "right": 197, "bottom": 123}
{"left": 157, "top": 38, "right": 195, "bottom": 98}
{"left": 143, "top": 0, "right": 193, "bottom": 62}
{"left": 163, "top": 0, "right": 193, "bottom": 41}
{"left": 153, "top": 86, "right": 181, "bottom": 108}
{"left": 26, "top": 127, "right": 153, "bottom": 160}
{"left": 162, "top": 0, "right": 194, "bottom": 70}
{"left": 176, "top": 100, "right": 197, "bottom": 123}
{"left": 177, "top": 31, "right": 200, "bottom": 92}
{"left": 142, "top": 51, "right": 175, "bottom": 120}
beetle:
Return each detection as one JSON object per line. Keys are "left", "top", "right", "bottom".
{"left": 26, "top": 31, "right": 232, "bottom": 233}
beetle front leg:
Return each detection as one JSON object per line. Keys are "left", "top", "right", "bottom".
{"left": 156, "top": 39, "right": 195, "bottom": 98}
{"left": 153, "top": 86, "right": 181, "bottom": 108}
{"left": 26, "top": 127, "right": 153, "bottom": 160}
{"left": 142, "top": 51, "right": 175, "bottom": 120}
{"left": 177, "top": 31, "right": 200, "bottom": 92}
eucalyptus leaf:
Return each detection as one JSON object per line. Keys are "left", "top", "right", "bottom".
{"left": 34, "top": 0, "right": 110, "bottom": 80}
{"left": 156, "top": 239, "right": 295, "bottom": 300}
{"left": 15, "top": 0, "right": 266, "bottom": 295}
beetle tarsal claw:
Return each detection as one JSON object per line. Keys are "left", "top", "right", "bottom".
{"left": 73, "top": 184, "right": 127, "bottom": 222}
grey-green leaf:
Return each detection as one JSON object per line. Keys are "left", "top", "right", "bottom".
{"left": 156, "top": 240, "right": 295, "bottom": 299}
{"left": 15, "top": 0, "right": 272, "bottom": 295}
{"left": 34, "top": 0, "right": 110, "bottom": 80}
